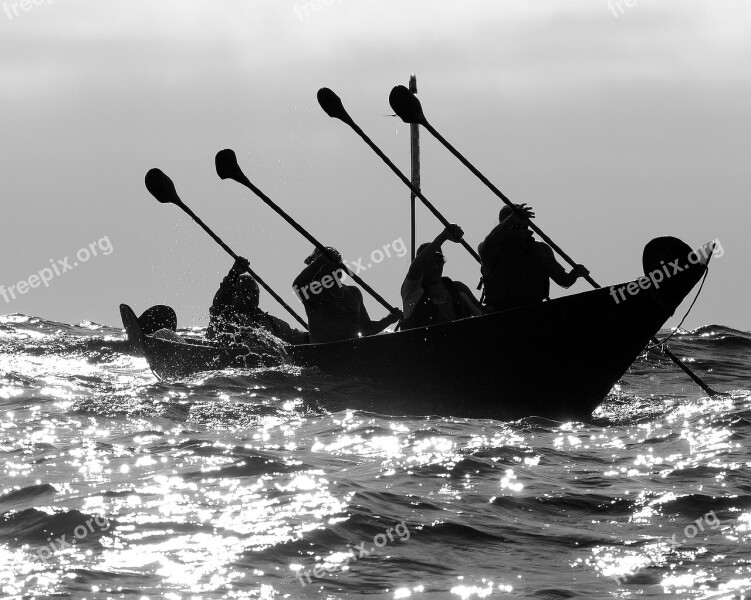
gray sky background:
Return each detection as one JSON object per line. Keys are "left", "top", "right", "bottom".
{"left": 1, "top": 0, "right": 749, "bottom": 330}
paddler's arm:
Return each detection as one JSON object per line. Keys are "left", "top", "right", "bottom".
{"left": 400, "top": 277, "right": 423, "bottom": 322}
{"left": 406, "top": 224, "right": 464, "bottom": 281}
{"left": 356, "top": 289, "right": 402, "bottom": 336}
{"left": 292, "top": 252, "right": 338, "bottom": 304}
{"left": 539, "top": 244, "right": 589, "bottom": 288}
{"left": 211, "top": 257, "right": 249, "bottom": 311}
{"left": 478, "top": 225, "right": 506, "bottom": 263}
{"left": 478, "top": 213, "right": 530, "bottom": 263}
{"left": 292, "top": 256, "right": 323, "bottom": 290}
{"left": 267, "top": 314, "right": 310, "bottom": 345}
{"left": 454, "top": 281, "right": 484, "bottom": 316}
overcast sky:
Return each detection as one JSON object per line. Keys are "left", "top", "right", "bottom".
{"left": 1, "top": 0, "right": 749, "bottom": 330}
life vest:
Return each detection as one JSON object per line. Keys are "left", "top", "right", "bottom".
{"left": 401, "top": 277, "right": 469, "bottom": 330}
{"left": 482, "top": 242, "right": 550, "bottom": 311}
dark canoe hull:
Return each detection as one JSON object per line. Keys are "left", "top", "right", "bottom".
{"left": 121, "top": 238, "right": 711, "bottom": 420}
{"left": 121, "top": 303, "right": 255, "bottom": 376}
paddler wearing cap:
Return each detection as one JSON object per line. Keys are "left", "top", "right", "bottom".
{"left": 400, "top": 224, "right": 483, "bottom": 331}
{"left": 478, "top": 204, "right": 589, "bottom": 313}
{"left": 292, "top": 246, "right": 401, "bottom": 344}
{"left": 207, "top": 256, "right": 308, "bottom": 345}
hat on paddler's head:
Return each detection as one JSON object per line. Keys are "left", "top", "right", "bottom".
{"left": 326, "top": 247, "right": 342, "bottom": 262}
{"left": 415, "top": 242, "right": 445, "bottom": 263}
{"left": 305, "top": 246, "right": 342, "bottom": 265}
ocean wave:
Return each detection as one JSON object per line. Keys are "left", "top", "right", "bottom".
{"left": 0, "top": 507, "right": 113, "bottom": 546}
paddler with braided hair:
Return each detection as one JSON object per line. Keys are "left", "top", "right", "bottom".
{"left": 207, "top": 256, "right": 308, "bottom": 345}
{"left": 400, "top": 224, "right": 483, "bottom": 330}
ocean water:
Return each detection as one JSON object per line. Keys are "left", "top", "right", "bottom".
{"left": 0, "top": 314, "right": 750, "bottom": 599}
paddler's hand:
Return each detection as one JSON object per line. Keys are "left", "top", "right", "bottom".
{"left": 571, "top": 264, "right": 589, "bottom": 279}
{"left": 232, "top": 256, "right": 251, "bottom": 274}
{"left": 304, "top": 248, "right": 320, "bottom": 265}
{"left": 514, "top": 203, "right": 535, "bottom": 221}
{"left": 442, "top": 223, "right": 464, "bottom": 244}
{"left": 386, "top": 308, "right": 403, "bottom": 325}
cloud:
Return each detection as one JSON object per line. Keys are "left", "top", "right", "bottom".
{"left": 3, "top": 0, "right": 751, "bottom": 103}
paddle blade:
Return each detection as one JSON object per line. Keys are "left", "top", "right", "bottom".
{"left": 389, "top": 85, "right": 426, "bottom": 125}
{"left": 138, "top": 305, "right": 177, "bottom": 334}
{"left": 317, "top": 88, "right": 350, "bottom": 122}
{"left": 145, "top": 168, "right": 182, "bottom": 205}
{"left": 215, "top": 149, "right": 244, "bottom": 182}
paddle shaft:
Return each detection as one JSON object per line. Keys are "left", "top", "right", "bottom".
{"left": 422, "top": 123, "right": 720, "bottom": 396}
{"left": 230, "top": 174, "right": 399, "bottom": 315}
{"left": 175, "top": 201, "right": 309, "bottom": 330}
{"left": 342, "top": 117, "right": 481, "bottom": 264}
{"left": 423, "top": 122, "right": 592, "bottom": 282}
{"left": 659, "top": 344, "right": 717, "bottom": 395}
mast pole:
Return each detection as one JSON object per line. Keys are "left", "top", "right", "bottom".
{"left": 409, "top": 74, "right": 420, "bottom": 261}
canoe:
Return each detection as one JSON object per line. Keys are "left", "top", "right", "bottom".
{"left": 121, "top": 236, "right": 713, "bottom": 420}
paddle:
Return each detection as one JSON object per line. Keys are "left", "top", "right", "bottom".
{"left": 389, "top": 85, "right": 594, "bottom": 285}
{"left": 144, "top": 168, "right": 309, "bottom": 330}
{"left": 389, "top": 85, "right": 722, "bottom": 398}
{"left": 316, "top": 88, "right": 481, "bottom": 265}
{"left": 215, "top": 149, "right": 401, "bottom": 319}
